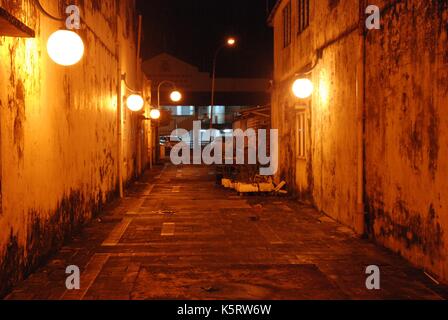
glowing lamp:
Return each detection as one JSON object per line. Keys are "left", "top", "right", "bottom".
{"left": 170, "top": 91, "right": 182, "bottom": 102}
{"left": 126, "top": 94, "right": 144, "bottom": 112}
{"left": 292, "top": 78, "right": 314, "bottom": 99}
{"left": 150, "top": 109, "right": 161, "bottom": 120}
{"left": 227, "top": 38, "right": 236, "bottom": 46}
{"left": 47, "top": 30, "right": 84, "bottom": 66}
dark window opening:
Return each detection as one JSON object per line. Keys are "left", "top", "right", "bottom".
{"left": 283, "top": 1, "right": 292, "bottom": 48}
{"left": 298, "top": 0, "right": 310, "bottom": 34}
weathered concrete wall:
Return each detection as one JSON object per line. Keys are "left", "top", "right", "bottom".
{"left": 365, "top": 0, "right": 448, "bottom": 281}
{"left": 310, "top": 31, "right": 361, "bottom": 232}
{"left": 0, "top": 0, "right": 149, "bottom": 296}
{"left": 271, "top": 0, "right": 448, "bottom": 282}
{"left": 271, "top": 0, "right": 362, "bottom": 231}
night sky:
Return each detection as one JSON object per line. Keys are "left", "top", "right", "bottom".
{"left": 136, "top": 0, "right": 275, "bottom": 79}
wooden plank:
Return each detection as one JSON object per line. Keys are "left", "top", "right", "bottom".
{"left": 0, "top": 7, "right": 35, "bottom": 37}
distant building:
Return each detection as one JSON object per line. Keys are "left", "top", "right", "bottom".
{"left": 142, "top": 53, "right": 271, "bottom": 133}
{"left": 269, "top": 0, "right": 448, "bottom": 282}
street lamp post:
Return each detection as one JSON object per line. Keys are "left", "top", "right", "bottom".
{"left": 154, "top": 81, "right": 182, "bottom": 163}
{"left": 210, "top": 37, "right": 236, "bottom": 129}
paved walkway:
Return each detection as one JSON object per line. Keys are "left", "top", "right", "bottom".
{"left": 5, "top": 163, "right": 447, "bottom": 300}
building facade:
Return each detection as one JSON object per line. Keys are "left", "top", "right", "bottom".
{"left": 0, "top": 0, "right": 151, "bottom": 296}
{"left": 143, "top": 53, "right": 271, "bottom": 107}
{"left": 269, "top": 0, "right": 448, "bottom": 282}
{"left": 143, "top": 53, "right": 271, "bottom": 135}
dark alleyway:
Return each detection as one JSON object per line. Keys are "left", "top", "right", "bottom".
{"left": 5, "top": 163, "right": 447, "bottom": 300}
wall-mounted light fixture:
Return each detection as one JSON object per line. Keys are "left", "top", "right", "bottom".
{"left": 139, "top": 82, "right": 182, "bottom": 122}
{"left": 126, "top": 94, "right": 145, "bottom": 112}
{"left": 121, "top": 73, "right": 145, "bottom": 112}
{"left": 292, "top": 78, "right": 314, "bottom": 99}
{"left": 149, "top": 109, "right": 161, "bottom": 120}
{"left": 47, "top": 29, "right": 84, "bottom": 66}
{"left": 34, "top": 0, "right": 85, "bottom": 66}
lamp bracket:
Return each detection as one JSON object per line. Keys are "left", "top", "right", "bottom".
{"left": 121, "top": 73, "right": 142, "bottom": 94}
{"left": 34, "top": 0, "right": 65, "bottom": 21}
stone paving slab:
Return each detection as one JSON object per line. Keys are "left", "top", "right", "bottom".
{"left": 128, "top": 264, "right": 347, "bottom": 300}
{"left": 4, "top": 163, "right": 448, "bottom": 300}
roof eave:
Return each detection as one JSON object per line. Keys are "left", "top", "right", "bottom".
{"left": 267, "top": 0, "right": 282, "bottom": 27}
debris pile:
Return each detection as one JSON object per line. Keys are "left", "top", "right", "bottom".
{"left": 221, "top": 175, "right": 287, "bottom": 195}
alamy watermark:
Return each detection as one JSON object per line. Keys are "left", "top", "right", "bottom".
{"left": 65, "top": 5, "right": 81, "bottom": 30}
{"left": 365, "top": 265, "right": 381, "bottom": 290}
{"left": 65, "top": 265, "right": 80, "bottom": 290}
{"left": 169, "top": 121, "right": 278, "bottom": 176}
{"left": 366, "top": 5, "right": 381, "bottom": 30}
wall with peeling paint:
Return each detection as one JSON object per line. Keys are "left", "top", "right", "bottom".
{"left": 0, "top": 0, "right": 150, "bottom": 296}
{"left": 364, "top": 0, "right": 448, "bottom": 282}
{"left": 271, "top": 0, "right": 448, "bottom": 282}
{"left": 271, "top": 0, "right": 362, "bottom": 231}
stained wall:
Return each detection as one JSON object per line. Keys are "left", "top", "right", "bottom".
{"left": 271, "top": 0, "right": 448, "bottom": 281}
{"left": 0, "top": 0, "right": 150, "bottom": 296}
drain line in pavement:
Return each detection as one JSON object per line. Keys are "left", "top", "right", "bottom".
{"left": 102, "top": 218, "right": 133, "bottom": 246}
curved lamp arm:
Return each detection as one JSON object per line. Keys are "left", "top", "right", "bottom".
{"left": 121, "top": 73, "right": 142, "bottom": 94}
{"left": 33, "top": 0, "right": 65, "bottom": 21}
{"left": 210, "top": 44, "right": 228, "bottom": 128}
{"left": 157, "top": 80, "right": 176, "bottom": 92}
{"left": 157, "top": 80, "right": 177, "bottom": 108}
